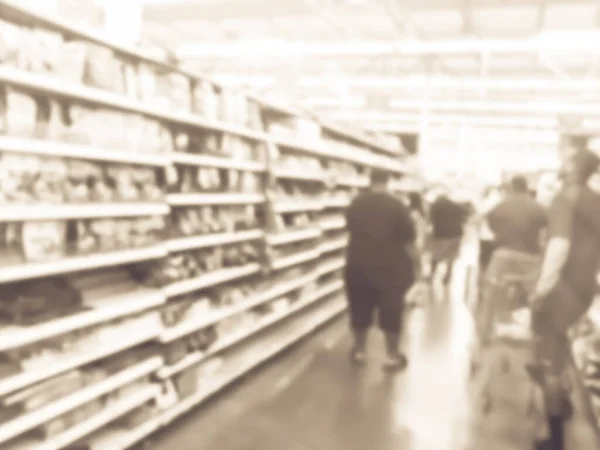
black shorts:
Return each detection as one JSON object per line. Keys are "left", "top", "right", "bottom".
{"left": 344, "top": 268, "right": 409, "bottom": 333}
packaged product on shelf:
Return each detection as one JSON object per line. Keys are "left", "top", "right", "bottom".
{"left": 189, "top": 327, "right": 218, "bottom": 352}
{"left": 0, "top": 87, "right": 39, "bottom": 137}
{"left": 173, "top": 367, "right": 199, "bottom": 398}
{"left": 0, "top": 276, "right": 84, "bottom": 326}
{"left": 191, "top": 80, "right": 219, "bottom": 120}
{"left": 0, "top": 19, "right": 22, "bottom": 68}
{"left": 53, "top": 41, "right": 87, "bottom": 84}
{"left": 83, "top": 44, "right": 126, "bottom": 94}
{"left": 21, "top": 220, "right": 66, "bottom": 262}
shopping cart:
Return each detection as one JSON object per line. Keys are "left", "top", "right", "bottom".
{"left": 469, "top": 266, "right": 548, "bottom": 440}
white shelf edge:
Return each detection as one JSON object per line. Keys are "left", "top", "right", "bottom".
{"left": 0, "top": 136, "right": 170, "bottom": 166}
{"left": 319, "top": 218, "right": 346, "bottom": 231}
{"left": 272, "top": 168, "right": 328, "bottom": 183}
{"left": 319, "top": 238, "right": 348, "bottom": 254}
{"left": 270, "top": 249, "right": 321, "bottom": 271}
{"left": 159, "top": 272, "right": 317, "bottom": 346}
{"left": 165, "top": 229, "right": 264, "bottom": 253}
{"left": 0, "top": 203, "right": 169, "bottom": 222}
{"left": 0, "top": 356, "right": 162, "bottom": 445}
{"left": 0, "top": 329, "right": 159, "bottom": 397}
{"left": 272, "top": 200, "right": 324, "bottom": 214}
{"left": 0, "top": 289, "right": 165, "bottom": 352}
{"left": 0, "top": 246, "right": 167, "bottom": 284}
{"left": 266, "top": 228, "right": 322, "bottom": 246}
{"left": 316, "top": 259, "right": 346, "bottom": 276}
{"left": 322, "top": 197, "right": 351, "bottom": 208}
{"left": 158, "top": 280, "right": 343, "bottom": 379}
{"left": 170, "top": 152, "right": 266, "bottom": 172}
{"left": 163, "top": 263, "right": 262, "bottom": 298}
{"left": 167, "top": 193, "right": 265, "bottom": 206}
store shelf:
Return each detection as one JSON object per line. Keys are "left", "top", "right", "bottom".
{"left": 159, "top": 291, "right": 346, "bottom": 425}
{"left": 87, "top": 296, "right": 345, "bottom": 450}
{"left": 0, "top": 246, "right": 167, "bottom": 284}
{"left": 0, "top": 288, "right": 165, "bottom": 352}
{"left": 167, "top": 193, "right": 265, "bottom": 206}
{"left": 5, "top": 385, "right": 160, "bottom": 450}
{"left": 0, "top": 203, "right": 169, "bottom": 222}
{"left": 0, "top": 328, "right": 159, "bottom": 397}
{"left": 0, "top": 4, "right": 406, "bottom": 449}
{"left": 0, "top": 136, "right": 171, "bottom": 166}
{"left": 170, "top": 152, "right": 266, "bottom": 172}
{"left": 266, "top": 228, "right": 322, "bottom": 246}
{"left": 0, "top": 66, "right": 268, "bottom": 143}
{"left": 165, "top": 229, "right": 264, "bottom": 253}
{"left": 158, "top": 279, "right": 342, "bottom": 380}
{"left": 163, "top": 264, "right": 262, "bottom": 298}
{"left": 159, "top": 272, "right": 317, "bottom": 346}
{"left": 0, "top": 357, "right": 162, "bottom": 445}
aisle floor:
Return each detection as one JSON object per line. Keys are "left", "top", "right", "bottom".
{"left": 150, "top": 258, "right": 598, "bottom": 450}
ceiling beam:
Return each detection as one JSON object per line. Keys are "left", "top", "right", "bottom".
{"left": 177, "top": 32, "right": 600, "bottom": 58}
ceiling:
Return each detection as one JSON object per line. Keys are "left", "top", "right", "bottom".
{"left": 141, "top": 0, "right": 600, "bottom": 133}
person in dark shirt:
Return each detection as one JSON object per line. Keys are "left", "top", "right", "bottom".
{"left": 529, "top": 149, "right": 600, "bottom": 447}
{"left": 486, "top": 175, "right": 547, "bottom": 255}
{"left": 344, "top": 169, "right": 419, "bottom": 370}
{"left": 429, "top": 192, "right": 468, "bottom": 287}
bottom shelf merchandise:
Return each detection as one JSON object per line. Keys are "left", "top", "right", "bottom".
{"left": 569, "top": 296, "right": 600, "bottom": 445}
{"left": 76, "top": 292, "right": 346, "bottom": 450}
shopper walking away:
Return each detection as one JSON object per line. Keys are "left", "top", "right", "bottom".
{"left": 429, "top": 190, "right": 469, "bottom": 287}
{"left": 476, "top": 176, "right": 547, "bottom": 354}
{"left": 529, "top": 149, "right": 600, "bottom": 450}
{"left": 344, "top": 169, "right": 420, "bottom": 370}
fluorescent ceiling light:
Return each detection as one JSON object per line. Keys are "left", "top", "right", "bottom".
{"left": 301, "top": 96, "right": 366, "bottom": 108}
{"left": 388, "top": 99, "right": 600, "bottom": 115}
{"left": 177, "top": 32, "right": 600, "bottom": 58}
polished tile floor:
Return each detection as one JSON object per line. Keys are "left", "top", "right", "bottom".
{"left": 150, "top": 253, "right": 600, "bottom": 450}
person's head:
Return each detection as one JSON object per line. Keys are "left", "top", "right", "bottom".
{"left": 564, "top": 149, "right": 600, "bottom": 185}
{"left": 509, "top": 175, "right": 529, "bottom": 194}
{"left": 369, "top": 169, "right": 390, "bottom": 191}
{"left": 407, "top": 191, "right": 424, "bottom": 215}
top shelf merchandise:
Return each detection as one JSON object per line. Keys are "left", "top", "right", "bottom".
{"left": 0, "top": 2, "right": 408, "bottom": 450}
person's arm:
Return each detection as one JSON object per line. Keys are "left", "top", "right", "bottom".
{"left": 485, "top": 203, "right": 502, "bottom": 236}
{"left": 397, "top": 204, "right": 422, "bottom": 279}
{"left": 532, "top": 189, "right": 576, "bottom": 304}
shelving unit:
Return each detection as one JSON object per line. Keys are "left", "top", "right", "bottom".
{"left": 0, "top": 2, "right": 406, "bottom": 450}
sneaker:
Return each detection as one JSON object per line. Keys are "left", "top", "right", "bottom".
{"left": 349, "top": 349, "right": 367, "bottom": 365}
{"left": 383, "top": 352, "right": 408, "bottom": 371}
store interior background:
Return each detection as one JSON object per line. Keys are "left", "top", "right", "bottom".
{"left": 24, "top": 0, "right": 596, "bottom": 189}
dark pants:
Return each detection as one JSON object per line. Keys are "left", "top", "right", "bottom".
{"left": 344, "top": 268, "right": 409, "bottom": 334}
{"left": 532, "top": 280, "right": 592, "bottom": 374}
